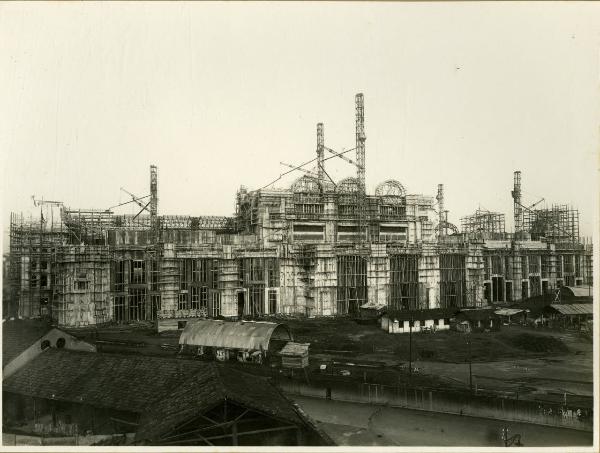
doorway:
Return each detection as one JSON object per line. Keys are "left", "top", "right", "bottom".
{"left": 237, "top": 291, "right": 245, "bottom": 320}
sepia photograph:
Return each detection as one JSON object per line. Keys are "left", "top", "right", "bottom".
{"left": 1, "top": 1, "right": 598, "bottom": 451}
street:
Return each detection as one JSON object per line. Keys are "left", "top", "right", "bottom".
{"left": 292, "top": 395, "right": 593, "bottom": 447}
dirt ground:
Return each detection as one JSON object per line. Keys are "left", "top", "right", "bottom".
{"left": 286, "top": 317, "right": 575, "bottom": 362}
{"left": 65, "top": 317, "right": 593, "bottom": 406}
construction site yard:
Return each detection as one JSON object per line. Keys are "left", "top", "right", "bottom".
{"left": 65, "top": 317, "right": 593, "bottom": 407}
{"left": 285, "top": 317, "right": 577, "bottom": 363}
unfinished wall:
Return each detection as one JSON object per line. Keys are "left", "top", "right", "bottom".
{"left": 53, "top": 246, "right": 111, "bottom": 327}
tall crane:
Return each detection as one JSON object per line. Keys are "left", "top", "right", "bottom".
{"left": 355, "top": 93, "right": 367, "bottom": 244}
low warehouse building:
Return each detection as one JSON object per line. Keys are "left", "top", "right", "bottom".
{"left": 178, "top": 319, "right": 293, "bottom": 363}
{"left": 380, "top": 308, "right": 457, "bottom": 334}
{"left": 543, "top": 303, "right": 593, "bottom": 329}
{"left": 494, "top": 308, "right": 528, "bottom": 325}
{"left": 455, "top": 308, "right": 501, "bottom": 333}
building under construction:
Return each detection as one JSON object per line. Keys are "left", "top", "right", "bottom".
{"left": 6, "top": 94, "right": 594, "bottom": 329}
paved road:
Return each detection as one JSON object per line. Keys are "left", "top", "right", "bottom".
{"left": 292, "top": 395, "right": 593, "bottom": 447}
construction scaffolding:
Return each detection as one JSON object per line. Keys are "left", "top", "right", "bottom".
{"left": 53, "top": 245, "right": 111, "bottom": 327}
{"left": 4, "top": 97, "right": 594, "bottom": 328}
{"left": 439, "top": 254, "right": 467, "bottom": 308}
{"left": 461, "top": 209, "right": 506, "bottom": 234}
{"left": 8, "top": 211, "right": 68, "bottom": 319}
{"left": 523, "top": 204, "right": 580, "bottom": 243}
{"left": 389, "top": 254, "right": 420, "bottom": 310}
{"left": 337, "top": 255, "right": 367, "bottom": 315}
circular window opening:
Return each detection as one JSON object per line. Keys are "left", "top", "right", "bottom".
{"left": 41, "top": 340, "right": 51, "bottom": 350}
{"left": 56, "top": 338, "right": 66, "bottom": 349}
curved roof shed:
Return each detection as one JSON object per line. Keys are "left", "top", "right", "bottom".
{"left": 561, "top": 286, "right": 593, "bottom": 298}
{"left": 179, "top": 320, "right": 293, "bottom": 352}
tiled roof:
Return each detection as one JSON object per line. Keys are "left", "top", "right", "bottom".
{"left": 3, "top": 349, "right": 211, "bottom": 412}
{"left": 2, "top": 319, "right": 52, "bottom": 367}
{"left": 3, "top": 349, "right": 310, "bottom": 443}
{"left": 136, "top": 366, "right": 304, "bottom": 442}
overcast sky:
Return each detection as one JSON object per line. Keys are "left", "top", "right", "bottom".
{"left": 1, "top": 2, "right": 599, "bottom": 250}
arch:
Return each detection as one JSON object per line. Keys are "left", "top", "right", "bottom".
{"left": 435, "top": 221, "right": 459, "bottom": 235}
{"left": 337, "top": 177, "right": 359, "bottom": 194}
{"left": 291, "top": 175, "right": 321, "bottom": 194}
{"left": 375, "top": 180, "right": 406, "bottom": 205}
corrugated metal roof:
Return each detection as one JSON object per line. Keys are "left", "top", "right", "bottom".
{"left": 179, "top": 319, "right": 292, "bottom": 351}
{"left": 549, "top": 304, "right": 593, "bottom": 315}
{"left": 562, "top": 286, "right": 593, "bottom": 298}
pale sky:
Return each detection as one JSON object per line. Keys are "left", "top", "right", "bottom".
{"left": 2, "top": 2, "right": 599, "bottom": 250}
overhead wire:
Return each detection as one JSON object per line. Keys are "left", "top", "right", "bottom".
{"left": 257, "top": 147, "right": 358, "bottom": 191}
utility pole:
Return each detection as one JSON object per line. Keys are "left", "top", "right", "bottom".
{"left": 467, "top": 335, "right": 473, "bottom": 392}
{"left": 408, "top": 315, "right": 413, "bottom": 381}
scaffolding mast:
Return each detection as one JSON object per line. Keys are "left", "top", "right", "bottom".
{"left": 317, "top": 123, "right": 324, "bottom": 184}
{"left": 436, "top": 184, "right": 445, "bottom": 236}
{"left": 512, "top": 171, "right": 522, "bottom": 233}
{"left": 150, "top": 165, "right": 158, "bottom": 241}
{"left": 355, "top": 93, "right": 367, "bottom": 243}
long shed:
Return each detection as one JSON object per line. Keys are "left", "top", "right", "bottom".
{"left": 179, "top": 319, "right": 293, "bottom": 357}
